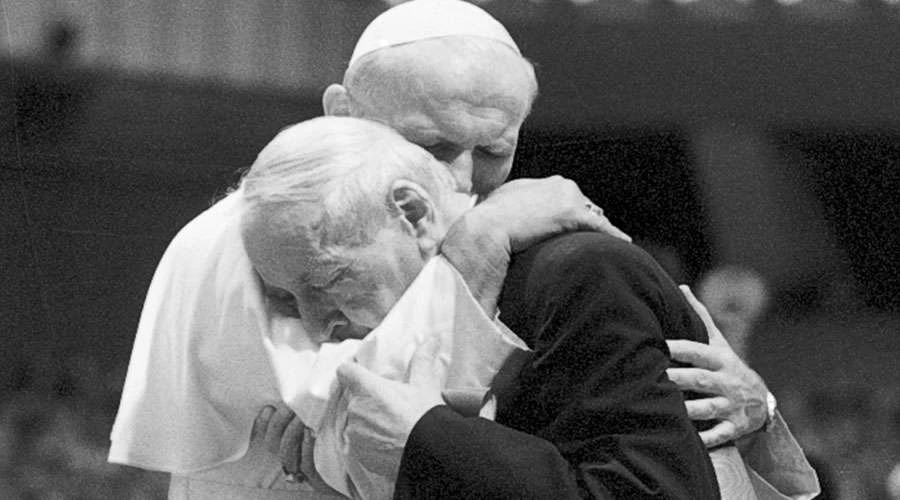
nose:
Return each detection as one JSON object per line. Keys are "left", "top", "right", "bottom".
{"left": 300, "top": 309, "right": 349, "bottom": 342}
{"left": 332, "top": 322, "right": 372, "bottom": 341}
{"left": 446, "top": 151, "right": 474, "bottom": 194}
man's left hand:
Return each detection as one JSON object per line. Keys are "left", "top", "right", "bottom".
{"left": 666, "top": 285, "right": 769, "bottom": 448}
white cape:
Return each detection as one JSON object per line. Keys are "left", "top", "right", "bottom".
{"left": 109, "top": 189, "right": 528, "bottom": 500}
{"left": 109, "top": 190, "right": 287, "bottom": 473}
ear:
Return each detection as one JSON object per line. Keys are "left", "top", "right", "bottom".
{"left": 391, "top": 179, "right": 441, "bottom": 257}
{"left": 323, "top": 84, "right": 352, "bottom": 116}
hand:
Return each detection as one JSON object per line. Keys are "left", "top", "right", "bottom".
{"left": 336, "top": 338, "right": 446, "bottom": 477}
{"left": 250, "top": 403, "right": 343, "bottom": 495}
{"left": 299, "top": 428, "right": 347, "bottom": 496}
{"left": 251, "top": 403, "right": 304, "bottom": 478}
{"left": 666, "top": 285, "right": 769, "bottom": 448}
{"left": 474, "top": 176, "right": 631, "bottom": 253}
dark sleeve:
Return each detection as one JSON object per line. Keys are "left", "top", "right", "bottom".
{"left": 395, "top": 232, "right": 719, "bottom": 500}
{"left": 395, "top": 406, "right": 582, "bottom": 500}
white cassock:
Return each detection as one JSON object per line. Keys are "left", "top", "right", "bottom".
{"left": 108, "top": 187, "right": 527, "bottom": 499}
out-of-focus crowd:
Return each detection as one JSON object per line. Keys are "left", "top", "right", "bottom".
{"left": 0, "top": 357, "right": 167, "bottom": 499}
{"left": 779, "top": 384, "right": 900, "bottom": 500}
{"left": 694, "top": 264, "right": 900, "bottom": 500}
{"left": 2, "top": 264, "right": 898, "bottom": 500}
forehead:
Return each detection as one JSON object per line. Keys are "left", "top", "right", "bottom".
{"left": 244, "top": 213, "right": 338, "bottom": 294}
{"left": 296, "top": 246, "right": 386, "bottom": 313}
{"left": 354, "top": 40, "right": 534, "bottom": 146}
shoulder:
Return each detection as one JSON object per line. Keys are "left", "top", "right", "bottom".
{"left": 519, "top": 231, "right": 663, "bottom": 283}
{"left": 166, "top": 193, "right": 242, "bottom": 254}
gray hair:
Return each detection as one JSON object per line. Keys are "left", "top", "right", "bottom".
{"left": 240, "top": 116, "right": 455, "bottom": 289}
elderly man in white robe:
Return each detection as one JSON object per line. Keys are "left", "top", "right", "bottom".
{"left": 239, "top": 116, "right": 535, "bottom": 499}
{"left": 109, "top": 1, "right": 818, "bottom": 499}
{"left": 238, "top": 115, "right": 729, "bottom": 499}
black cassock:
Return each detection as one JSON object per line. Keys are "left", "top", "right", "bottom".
{"left": 396, "top": 232, "right": 721, "bottom": 500}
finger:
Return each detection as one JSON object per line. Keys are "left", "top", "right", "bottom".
{"left": 250, "top": 405, "right": 275, "bottom": 444}
{"left": 665, "top": 367, "right": 729, "bottom": 395}
{"left": 679, "top": 285, "right": 729, "bottom": 349}
{"left": 684, "top": 396, "right": 732, "bottom": 421}
{"left": 568, "top": 212, "right": 633, "bottom": 243}
{"left": 299, "top": 428, "right": 344, "bottom": 495}
{"left": 278, "top": 412, "right": 305, "bottom": 474}
{"left": 264, "top": 403, "right": 295, "bottom": 455}
{"left": 666, "top": 340, "right": 724, "bottom": 371}
{"left": 594, "top": 216, "right": 632, "bottom": 243}
{"left": 300, "top": 427, "right": 316, "bottom": 486}
{"left": 679, "top": 285, "right": 716, "bottom": 329}
{"left": 699, "top": 420, "right": 738, "bottom": 448}
{"left": 409, "top": 336, "right": 443, "bottom": 387}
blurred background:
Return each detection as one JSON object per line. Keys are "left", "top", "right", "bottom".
{"left": 1, "top": 0, "right": 899, "bottom": 498}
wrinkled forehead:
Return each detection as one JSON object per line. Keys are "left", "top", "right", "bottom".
{"left": 351, "top": 39, "right": 535, "bottom": 122}
{"left": 242, "top": 207, "right": 323, "bottom": 290}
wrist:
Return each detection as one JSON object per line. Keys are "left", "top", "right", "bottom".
{"left": 440, "top": 210, "right": 511, "bottom": 315}
{"left": 736, "top": 392, "right": 777, "bottom": 455}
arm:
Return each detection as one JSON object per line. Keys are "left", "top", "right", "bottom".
{"left": 262, "top": 176, "right": 628, "bottom": 482}
{"left": 340, "top": 233, "right": 719, "bottom": 499}
{"left": 396, "top": 406, "right": 581, "bottom": 499}
{"left": 665, "top": 322, "right": 770, "bottom": 447}
{"left": 736, "top": 413, "right": 821, "bottom": 500}
{"left": 337, "top": 360, "right": 583, "bottom": 499}
{"left": 491, "top": 232, "right": 719, "bottom": 499}
{"left": 440, "top": 176, "right": 630, "bottom": 316}
{"left": 669, "top": 289, "right": 820, "bottom": 499}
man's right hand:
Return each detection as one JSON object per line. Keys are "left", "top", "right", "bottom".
{"left": 666, "top": 286, "right": 770, "bottom": 448}
{"left": 474, "top": 176, "right": 631, "bottom": 253}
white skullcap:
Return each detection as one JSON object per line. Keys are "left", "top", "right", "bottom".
{"left": 349, "top": 0, "right": 520, "bottom": 67}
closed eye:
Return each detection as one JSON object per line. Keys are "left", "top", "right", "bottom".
{"left": 477, "top": 144, "right": 513, "bottom": 158}
{"left": 424, "top": 142, "right": 462, "bottom": 163}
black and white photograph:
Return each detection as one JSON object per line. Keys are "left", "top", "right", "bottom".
{"left": 2, "top": 0, "right": 899, "bottom": 498}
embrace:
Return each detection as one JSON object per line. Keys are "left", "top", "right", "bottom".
{"left": 109, "top": 1, "right": 819, "bottom": 499}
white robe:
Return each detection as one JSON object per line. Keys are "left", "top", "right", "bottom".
{"left": 109, "top": 188, "right": 528, "bottom": 499}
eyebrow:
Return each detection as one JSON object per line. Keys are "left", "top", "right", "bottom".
{"left": 305, "top": 257, "right": 357, "bottom": 291}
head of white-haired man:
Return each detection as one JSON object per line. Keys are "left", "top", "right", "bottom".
{"left": 240, "top": 116, "right": 474, "bottom": 342}
{"left": 322, "top": 0, "right": 538, "bottom": 198}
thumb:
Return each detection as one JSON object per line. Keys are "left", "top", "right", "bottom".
{"left": 680, "top": 285, "right": 729, "bottom": 349}
{"left": 250, "top": 405, "right": 275, "bottom": 443}
{"left": 576, "top": 213, "right": 632, "bottom": 243}
{"left": 593, "top": 215, "right": 632, "bottom": 243}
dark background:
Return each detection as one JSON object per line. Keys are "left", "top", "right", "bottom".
{"left": 2, "top": 1, "right": 899, "bottom": 498}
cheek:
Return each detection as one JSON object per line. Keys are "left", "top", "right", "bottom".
{"left": 341, "top": 282, "right": 403, "bottom": 329}
{"left": 472, "top": 157, "right": 513, "bottom": 196}
{"left": 340, "top": 296, "right": 385, "bottom": 330}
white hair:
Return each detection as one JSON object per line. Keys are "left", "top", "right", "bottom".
{"left": 240, "top": 116, "right": 455, "bottom": 288}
